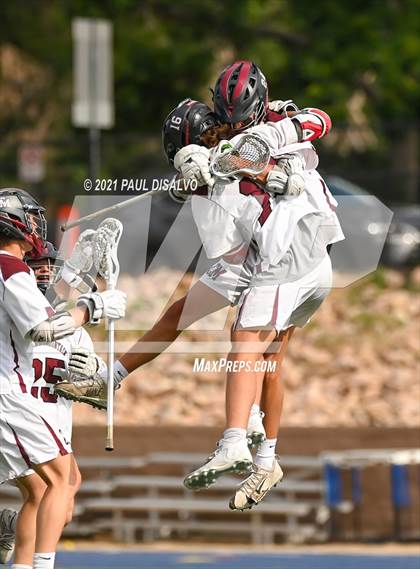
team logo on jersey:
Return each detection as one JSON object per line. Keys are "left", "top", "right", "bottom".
{"left": 206, "top": 263, "right": 227, "bottom": 280}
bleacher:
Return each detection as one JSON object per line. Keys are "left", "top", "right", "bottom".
{"left": 0, "top": 452, "right": 327, "bottom": 544}
{"left": 2, "top": 449, "right": 417, "bottom": 543}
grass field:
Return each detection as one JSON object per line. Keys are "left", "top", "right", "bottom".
{"left": 54, "top": 549, "right": 420, "bottom": 569}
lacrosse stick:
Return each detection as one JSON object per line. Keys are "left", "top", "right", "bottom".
{"left": 61, "top": 193, "right": 158, "bottom": 232}
{"left": 210, "top": 134, "right": 271, "bottom": 180}
{"left": 91, "top": 218, "right": 124, "bottom": 451}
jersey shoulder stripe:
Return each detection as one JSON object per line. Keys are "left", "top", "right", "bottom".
{"left": 0, "top": 254, "right": 30, "bottom": 282}
{"left": 239, "top": 178, "right": 272, "bottom": 226}
{"left": 265, "top": 110, "right": 285, "bottom": 123}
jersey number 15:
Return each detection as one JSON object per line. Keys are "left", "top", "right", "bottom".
{"left": 31, "top": 357, "right": 66, "bottom": 403}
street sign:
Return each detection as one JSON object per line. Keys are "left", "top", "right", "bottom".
{"left": 18, "top": 144, "right": 45, "bottom": 183}
{"left": 72, "top": 18, "right": 114, "bottom": 129}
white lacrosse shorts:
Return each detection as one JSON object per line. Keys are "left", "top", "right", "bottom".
{"left": 199, "top": 258, "right": 253, "bottom": 305}
{"left": 0, "top": 391, "right": 72, "bottom": 484}
{"left": 234, "top": 254, "right": 333, "bottom": 332}
{"left": 13, "top": 397, "right": 73, "bottom": 480}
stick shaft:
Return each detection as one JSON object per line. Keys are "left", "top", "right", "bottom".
{"left": 61, "top": 192, "right": 159, "bottom": 232}
{"left": 106, "top": 318, "right": 115, "bottom": 451}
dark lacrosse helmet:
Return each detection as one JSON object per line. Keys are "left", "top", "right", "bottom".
{"left": 162, "top": 98, "right": 220, "bottom": 164}
{"left": 0, "top": 188, "right": 47, "bottom": 256}
{"left": 213, "top": 60, "right": 269, "bottom": 129}
{"left": 26, "top": 241, "right": 63, "bottom": 294}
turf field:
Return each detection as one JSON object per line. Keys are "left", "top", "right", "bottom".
{"left": 55, "top": 549, "right": 420, "bottom": 569}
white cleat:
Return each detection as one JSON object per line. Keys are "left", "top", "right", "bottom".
{"left": 184, "top": 441, "right": 253, "bottom": 491}
{"left": 246, "top": 411, "right": 266, "bottom": 448}
{"left": 0, "top": 508, "right": 17, "bottom": 564}
{"left": 229, "top": 459, "right": 284, "bottom": 511}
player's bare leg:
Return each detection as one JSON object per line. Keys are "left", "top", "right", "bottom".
{"left": 13, "top": 473, "right": 47, "bottom": 566}
{"left": 65, "top": 455, "right": 82, "bottom": 525}
{"left": 56, "top": 281, "right": 230, "bottom": 406}
{"left": 225, "top": 328, "right": 278, "bottom": 428}
{"left": 230, "top": 327, "right": 294, "bottom": 511}
{"left": 31, "top": 453, "right": 72, "bottom": 564}
{"left": 121, "top": 281, "right": 230, "bottom": 371}
{"left": 260, "top": 327, "right": 294, "bottom": 439}
{"left": 184, "top": 328, "right": 277, "bottom": 490}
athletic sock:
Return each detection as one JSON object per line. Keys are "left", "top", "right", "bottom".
{"left": 33, "top": 552, "right": 55, "bottom": 569}
{"left": 12, "top": 565, "right": 32, "bottom": 569}
{"left": 113, "top": 360, "right": 128, "bottom": 388}
{"left": 255, "top": 438, "right": 277, "bottom": 470}
{"left": 250, "top": 404, "right": 260, "bottom": 416}
{"left": 99, "top": 360, "right": 128, "bottom": 389}
{"left": 222, "top": 428, "right": 247, "bottom": 445}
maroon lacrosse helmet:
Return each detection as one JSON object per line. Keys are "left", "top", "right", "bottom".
{"left": 213, "top": 60, "right": 269, "bottom": 129}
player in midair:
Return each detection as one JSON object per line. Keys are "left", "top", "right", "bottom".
{"left": 169, "top": 63, "right": 341, "bottom": 507}
{"left": 0, "top": 188, "right": 126, "bottom": 569}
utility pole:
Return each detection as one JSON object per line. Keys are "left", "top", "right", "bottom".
{"left": 72, "top": 18, "right": 114, "bottom": 181}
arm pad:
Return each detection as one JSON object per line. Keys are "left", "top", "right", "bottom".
{"left": 29, "top": 312, "right": 76, "bottom": 343}
{"left": 292, "top": 108, "right": 332, "bottom": 141}
{"left": 60, "top": 265, "right": 97, "bottom": 294}
{"left": 77, "top": 293, "right": 104, "bottom": 325}
{"left": 77, "top": 290, "right": 127, "bottom": 324}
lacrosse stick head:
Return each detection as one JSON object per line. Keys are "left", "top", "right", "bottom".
{"left": 67, "top": 228, "right": 96, "bottom": 273}
{"left": 210, "top": 134, "right": 270, "bottom": 179}
{"left": 92, "top": 218, "right": 123, "bottom": 288}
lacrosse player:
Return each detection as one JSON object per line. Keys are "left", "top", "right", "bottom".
{"left": 0, "top": 242, "right": 108, "bottom": 566}
{"left": 0, "top": 188, "right": 126, "bottom": 569}
{"left": 159, "top": 79, "right": 342, "bottom": 505}
{"left": 166, "top": 66, "right": 342, "bottom": 505}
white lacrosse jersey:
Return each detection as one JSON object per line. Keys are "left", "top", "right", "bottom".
{"left": 30, "top": 327, "right": 94, "bottom": 442}
{"left": 0, "top": 251, "right": 54, "bottom": 395}
{"left": 191, "top": 170, "right": 344, "bottom": 282}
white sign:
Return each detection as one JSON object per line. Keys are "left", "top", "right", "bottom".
{"left": 72, "top": 18, "right": 114, "bottom": 129}
{"left": 18, "top": 144, "right": 45, "bottom": 183}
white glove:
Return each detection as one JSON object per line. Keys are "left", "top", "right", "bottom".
{"left": 77, "top": 290, "right": 127, "bottom": 324}
{"left": 268, "top": 99, "right": 299, "bottom": 115}
{"left": 61, "top": 229, "right": 95, "bottom": 291}
{"left": 266, "top": 154, "right": 306, "bottom": 197}
{"left": 30, "top": 312, "right": 76, "bottom": 343}
{"left": 68, "top": 347, "right": 101, "bottom": 378}
{"left": 174, "top": 144, "right": 213, "bottom": 188}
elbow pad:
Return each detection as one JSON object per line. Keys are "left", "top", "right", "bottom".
{"left": 60, "top": 265, "right": 97, "bottom": 294}
{"left": 292, "top": 108, "right": 332, "bottom": 142}
{"left": 77, "top": 293, "right": 104, "bottom": 325}
{"left": 29, "top": 312, "right": 76, "bottom": 343}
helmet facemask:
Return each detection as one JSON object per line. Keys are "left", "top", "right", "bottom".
{"left": 27, "top": 256, "right": 62, "bottom": 294}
